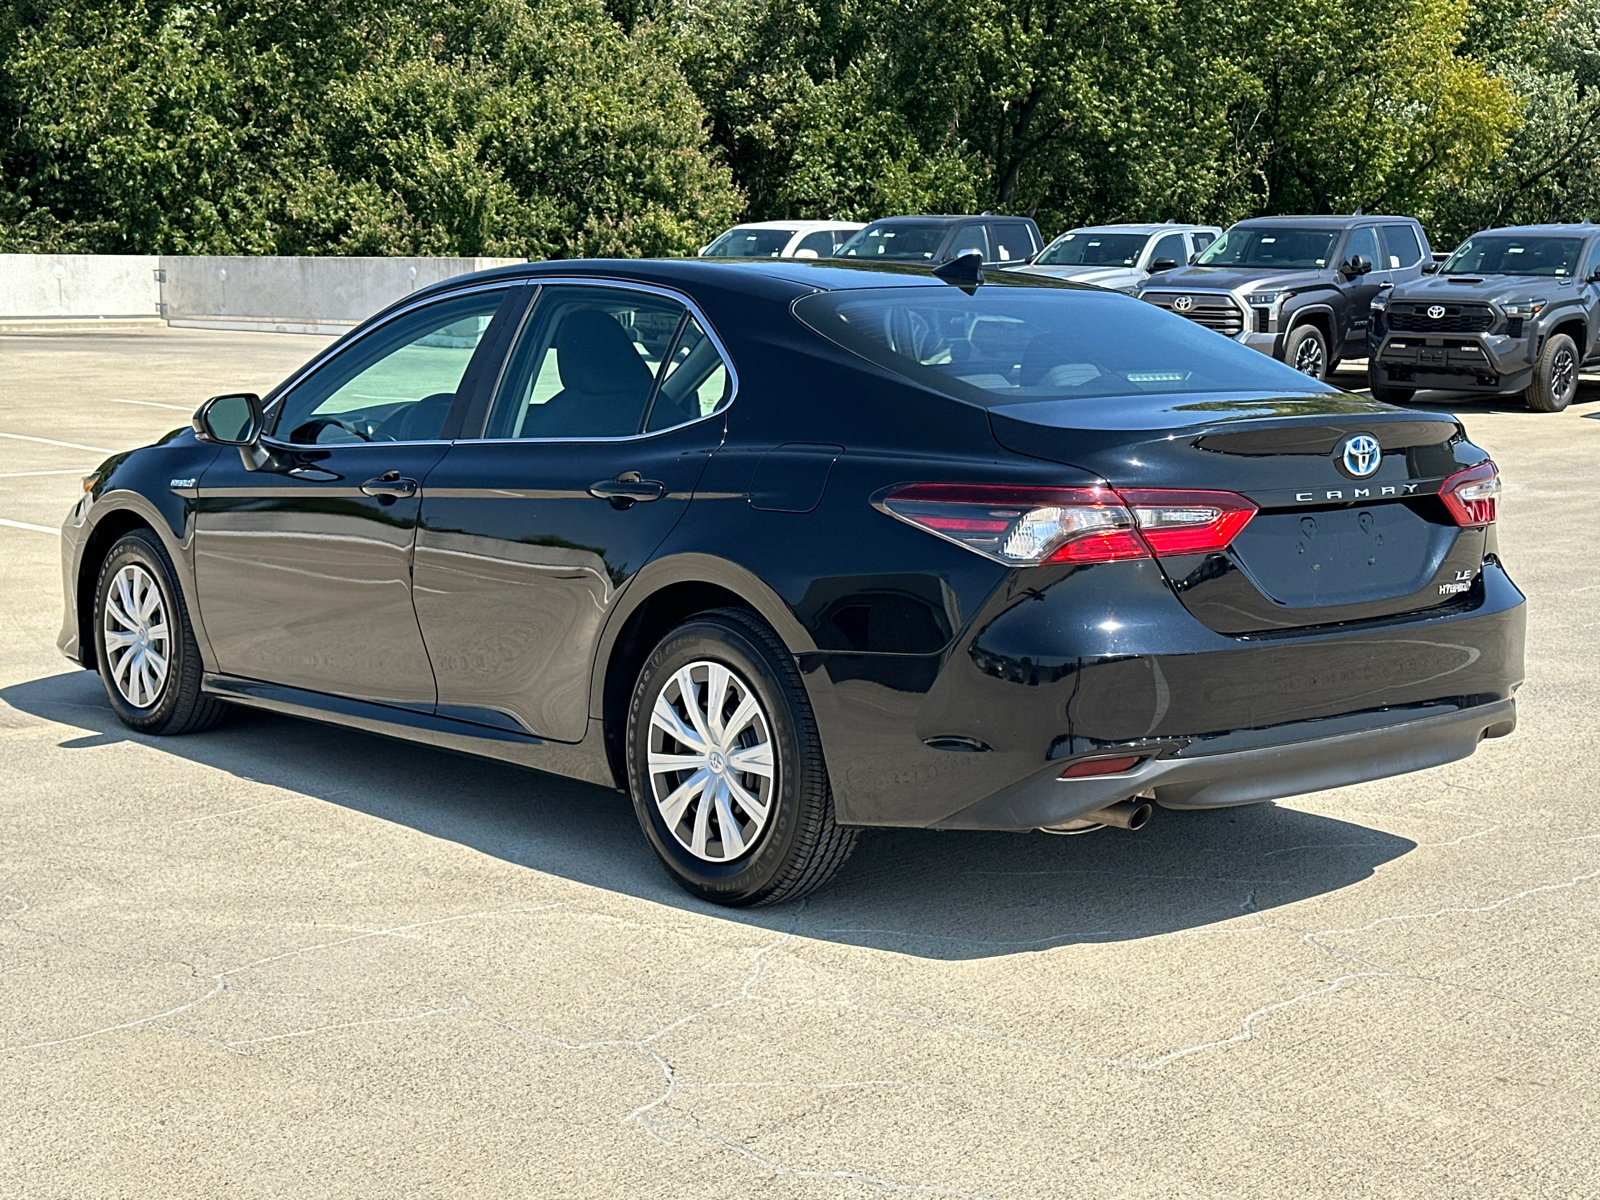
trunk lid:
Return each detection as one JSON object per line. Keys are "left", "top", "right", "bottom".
{"left": 989, "top": 392, "right": 1488, "bottom": 633}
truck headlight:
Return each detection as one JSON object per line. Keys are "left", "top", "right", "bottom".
{"left": 1246, "top": 290, "right": 1293, "bottom": 308}
{"left": 1502, "top": 300, "right": 1545, "bottom": 320}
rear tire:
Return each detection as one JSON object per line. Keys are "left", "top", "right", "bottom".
{"left": 626, "top": 607, "right": 857, "bottom": 906}
{"left": 1524, "top": 332, "right": 1578, "bottom": 412}
{"left": 1367, "top": 363, "right": 1415, "bottom": 404}
{"left": 1284, "top": 324, "right": 1329, "bottom": 380}
{"left": 93, "top": 529, "right": 228, "bottom": 734}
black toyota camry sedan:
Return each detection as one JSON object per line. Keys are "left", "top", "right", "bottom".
{"left": 59, "top": 256, "right": 1525, "bottom": 906}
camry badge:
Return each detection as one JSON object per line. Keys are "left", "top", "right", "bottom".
{"left": 1337, "top": 433, "right": 1382, "bottom": 479}
{"left": 1172, "top": 295, "right": 1193, "bottom": 312}
{"left": 1427, "top": 305, "right": 1446, "bottom": 319}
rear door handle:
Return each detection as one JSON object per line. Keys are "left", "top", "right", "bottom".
{"left": 360, "top": 471, "right": 418, "bottom": 498}
{"left": 588, "top": 473, "right": 665, "bottom": 508}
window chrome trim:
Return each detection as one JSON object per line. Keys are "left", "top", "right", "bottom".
{"left": 261, "top": 279, "right": 521, "bottom": 439}
{"left": 466, "top": 274, "right": 740, "bottom": 445}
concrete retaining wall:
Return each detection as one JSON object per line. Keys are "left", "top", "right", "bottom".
{"left": 0, "top": 254, "right": 524, "bottom": 334}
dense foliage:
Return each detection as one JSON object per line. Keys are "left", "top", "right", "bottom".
{"left": 0, "top": 0, "right": 1592, "bottom": 256}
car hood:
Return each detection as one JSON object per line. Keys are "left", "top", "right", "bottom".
{"left": 1008, "top": 264, "right": 1144, "bottom": 290}
{"left": 1142, "top": 266, "right": 1330, "bottom": 294}
{"left": 1390, "top": 274, "right": 1572, "bottom": 305}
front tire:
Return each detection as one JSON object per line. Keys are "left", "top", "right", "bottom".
{"left": 1284, "top": 323, "right": 1329, "bottom": 380}
{"left": 1524, "top": 332, "right": 1579, "bottom": 412}
{"left": 93, "top": 529, "right": 228, "bottom": 734}
{"left": 626, "top": 607, "right": 857, "bottom": 906}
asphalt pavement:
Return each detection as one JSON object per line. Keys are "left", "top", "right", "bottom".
{"left": 1, "top": 328, "right": 1597, "bottom": 1198}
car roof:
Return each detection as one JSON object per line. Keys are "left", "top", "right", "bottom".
{"left": 860, "top": 215, "right": 1035, "bottom": 227}
{"left": 1231, "top": 215, "right": 1415, "bottom": 230}
{"left": 1052, "top": 223, "right": 1216, "bottom": 237}
{"left": 1469, "top": 223, "right": 1599, "bottom": 238}
{"left": 723, "top": 219, "right": 865, "bottom": 231}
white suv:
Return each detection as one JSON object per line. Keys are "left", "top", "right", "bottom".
{"left": 700, "top": 220, "right": 866, "bottom": 260}
{"left": 1010, "top": 223, "right": 1223, "bottom": 293}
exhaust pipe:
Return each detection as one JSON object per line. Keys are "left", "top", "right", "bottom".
{"left": 1076, "top": 798, "right": 1154, "bottom": 831}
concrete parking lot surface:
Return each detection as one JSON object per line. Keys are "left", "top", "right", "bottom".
{"left": 2, "top": 329, "right": 1597, "bottom": 1198}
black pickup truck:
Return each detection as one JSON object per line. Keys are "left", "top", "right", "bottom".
{"left": 1138, "top": 214, "right": 1433, "bottom": 380}
{"left": 1368, "top": 223, "right": 1600, "bottom": 411}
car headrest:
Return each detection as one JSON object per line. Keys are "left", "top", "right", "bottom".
{"left": 555, "top": 310, "right": 654, "bottom": 396}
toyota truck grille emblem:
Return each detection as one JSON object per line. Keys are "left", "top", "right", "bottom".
{"left": 1427, "top": 305, "right": 1446, "bottom": 319}
{"left": 1337, "top": 433, "right": 1382, "bottom": 479}
{"left": 1171, "top": 295, "right": 1193, "bottom": 312}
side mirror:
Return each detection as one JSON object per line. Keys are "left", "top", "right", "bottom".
{"left": 1149, "top": 258, "right": 1179, "bottom": 273}
{"left": 1344, "top": 255, "right": 1373, "bottom": 278}
{"left": 193, "top": 393, "right": 264, "bottom": 446}
{"left": 954, "top": 247, "right": 986, "bottom": 262}
{"left": 1188, "top": 251, "right": 1201, "bottom": 264}
{"left": 1421, "top": 261, "right": 1441, "bottom": 275}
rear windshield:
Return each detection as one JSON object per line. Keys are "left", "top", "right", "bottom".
{"left": 1441, "top": 235, "right": 1585, "bottom": 277}
{"left": 836, "top": 223, "right": 947, "bottom": 262}
{"left": 793, "top": 285, "right": 1335, "bottom": 407}
{"left": 1035, "top": 231, "right": 1148, "bottom": 267}
{"left": 705, "top": 227, "right": 794, "bottom": 257}
{"left": 1197, "top": 227, "right": 1340, "bottom": 269}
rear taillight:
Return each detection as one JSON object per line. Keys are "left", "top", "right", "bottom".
{"left": 877, "top": 484, "right": 1256, "bottom": 566}
{"left": 1439, "top": 461, "right": 1499, "bottom": 527}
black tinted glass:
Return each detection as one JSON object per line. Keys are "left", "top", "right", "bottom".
{"left": 837, "top": 224, "right": 948, "bottom": 262}
{"left": 706, "top": 228, "right": 793, "bottom": 257}
{"left": 794, "top": 285, "right": 1335, "bottom": 407}
{"left": 1380, "top": 224, "right": 1423, "bottom": 269}
{"left": 1443, "top": 235, "right": 1585, "bottom": 277}
{"left": 1197, "top": 227, "right": 1340, "bottom": 269}
{"left": 1036, "top": 232, "right": 1147, "bottom": 267}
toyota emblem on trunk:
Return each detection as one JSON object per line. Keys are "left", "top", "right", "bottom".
{"left": 1337, "top": 433, "right": 1382, "bottom": 479}
{"left": 1427, "top": 305, "right": 1446, "bottom": 319}
{"left": 1172, "top": 295, "right": 1193, "bottom": 312}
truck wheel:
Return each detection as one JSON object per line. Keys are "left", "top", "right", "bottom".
{"left": 1285, "top": 324, "right": 1328, "bottom": 380}
{"left": 1367, "top": 362, "right": 1415, "bottom": 403}
{"left": 1524, "top": 333, "right": 1579, "bottom": 412}
{"left": 626, "top": 607, "right": 858, "bottom": 907}
{"left": 93, "top": 529, "right": 229, "bottom": 734}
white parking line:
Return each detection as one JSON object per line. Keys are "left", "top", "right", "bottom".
{"left": 110, "top": 398, "right": 193, "bottom": 412}
{"left": 0, "top": 432, "right": 117, "bottom": 454}
{"left": 0, "top": 518, "right": 59, "bottom": 535}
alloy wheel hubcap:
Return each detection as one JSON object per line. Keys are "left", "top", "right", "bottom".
{"left": 647, "top": 660, "right": 776, "bottom": 863}
{"left": 103, "top": 564, "right": 171, "bottom": 708}
{"left": 1553, "top": 348, "right": 1576, "bottom": 399}
{"left": 1294, "top": 338, "right": 1324, "bottom": 376}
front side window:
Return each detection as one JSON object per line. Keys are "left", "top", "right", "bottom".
{"left": 705, "top": 227, "right": 794, "bottom": 257}
{"left": 793, "top": 283, "right": 1336, "bottom": 407}
{"left": 1035, "top": 231, "right": 1148, "bottom": 268}
{"left": 271, "top": 289, "right": 508, "bottom": 444}
{"left": 1196, "top": 227, "right": 1340, "bottom": 270}
{"left": 1147, "top": 232, "right": 1186, "bottom": 268}
{"left": 484, "top": 286, "right": 730, "bottom": 439}
{"left": 1380, "top": 224, "right": 1423, "bottom": 269}
{"left": 1582, "top": 239, "right": 1600, "bottom": 281}
{"left": 952, "top": 225, "right": 990, "bottom": 260}
{"left": 837, "top": 223, "right": 949, "bottom": 262}
{"left": 1344, "top": 226, "right": 1380, "bottom": 269}
{"left": 1191, "top": 230, "right": 1217, "bottom": 252}
{"left": 1441, "top": 235, "right": 1585, "bottom": 277}
{"left": 794, "top": 230, "right": 837, "bottom": 258}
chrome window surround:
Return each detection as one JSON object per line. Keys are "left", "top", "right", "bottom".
{"left": 474, "top": 276, "right": 740, "bottom": 445}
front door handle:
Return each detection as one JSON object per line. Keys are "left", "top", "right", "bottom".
{"left": 588, "top": 472, "right": 665, "bottom": 508}
{"left": 360, "top": 471, "right": 418, "bottom": 498}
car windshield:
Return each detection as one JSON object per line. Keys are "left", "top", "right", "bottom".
{"left": 793, "top": 284, "right": 1335, "bottom": 407}
{"left": 1441, "top": 235, "right": 1585, "bottom": 277}
{"left": 1034, "top": 231, "right": 1149, "bottom": 267}
{"left": 705, "top": 227, "right": 794, "bottom": 257}
{"left": 1196, "top": 227, "right": 1340, "bottom": 270}
{"left": 836, "top": 223, "right": 947, "bottom": 262}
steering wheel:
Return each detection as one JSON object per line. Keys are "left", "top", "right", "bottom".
{"left": 288, "top": 415, "right": 373, "bottom": 444}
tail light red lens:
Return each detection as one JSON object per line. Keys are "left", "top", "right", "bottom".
{"left": 878, "top": 483, "right": 1256, "bottom": 566}
{"left": 1439, "top": 461, "right": 1499, "bottom": 527}
{"left": 1059, "top": 755, "right": 1144, "bottom": 778}
{"left": 1117, "top": 489, "right": 1258, "bottom": 556}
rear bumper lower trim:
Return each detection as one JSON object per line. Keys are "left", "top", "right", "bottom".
{"left": 931, "top": 698, "right": 1516, "bottom": 830}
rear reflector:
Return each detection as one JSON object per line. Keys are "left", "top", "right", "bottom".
{"left": 1439, "top": 461, "right": 1499, "bottom": 527}
{"left": 877, "top": 483, "right": 1256, "bottom": 566}
{"left": 1059, "top": 755, "right": 1144, "bottom": 778}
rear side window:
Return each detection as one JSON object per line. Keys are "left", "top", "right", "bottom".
{"left": 986, "top": 222, "right": 1035, "bottom": 263}
{"left": 484, "top": 286, "right": 729, "bottom": 439}
{"left": 1380, "top": 224, "right": 1423, "bottom": 269}
{"left": 793, "top": 284, "right": 1338, "bottom": 407}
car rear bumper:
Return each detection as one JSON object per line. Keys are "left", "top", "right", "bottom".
{"left": 932, "top": 696, "right": 1515, "bottom": 830}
